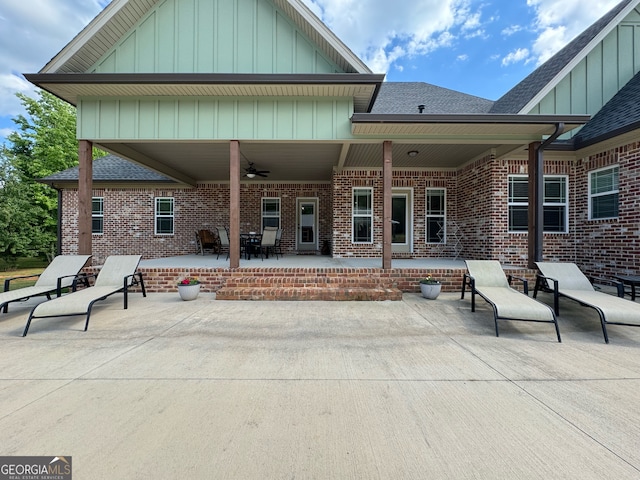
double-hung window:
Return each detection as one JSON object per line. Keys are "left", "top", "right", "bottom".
{"left": 155, "top": 197, "right": 174, "bottom": 235}
{"left": 353, "top": 188, "right": 373, "bottom": 243}
{"left": 92, "top": 197, "right": 104, "bottom": 234}
{"left": 426, "top": 188, "right": 446, "bottom": 243}
{"left": 508, "top": 175, "right": 568, "bottom": 233}
{"left": 589, "top": 166, "right": 619, "bottom": 219}
{"left": 262, "top": 198, "right": 280, "bottom": 229}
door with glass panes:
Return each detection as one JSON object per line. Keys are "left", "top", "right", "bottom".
{"left": 296, "top": 198, "right": 318, "bottom": 251}
{"left": 392, "top": 189, "right": 412, "bottom": 254}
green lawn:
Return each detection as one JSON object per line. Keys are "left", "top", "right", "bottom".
{"left": 0, "top": 257, "right": 48, "bottom": 290}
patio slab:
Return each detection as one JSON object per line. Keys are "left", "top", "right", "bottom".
{"left": 1, "top": 292, "right": 640, "bottom": 478}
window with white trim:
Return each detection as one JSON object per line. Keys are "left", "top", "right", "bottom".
{"left": 262, "top": 198, "right": 280, "bottom": 229}
{"left": 426, "top": 188, "right": 446, "bottom": 243}
{"left": 589, "top": 166, "right": 619, "bottom": 220}
{"left": 92, "top": 197, "right": 103, "bottom": 235}
{"left": 155, "top": 197, "right": 174, "bottom": 235}
{"left": 352, "top": 188, "right": 373, "bottom": 243}
{"left": 508, "top": 175, "right": 568, "bottom": 233}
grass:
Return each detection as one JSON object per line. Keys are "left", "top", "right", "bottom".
{"left": 0, "top": 257, "right": 48, "bottom": 290}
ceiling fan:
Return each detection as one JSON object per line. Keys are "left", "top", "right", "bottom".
{"left": 245, "top": 161, "right": 270, "bottom": 178}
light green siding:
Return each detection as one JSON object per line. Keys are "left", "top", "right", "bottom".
{"left": 529, "top": 11, "right": 640, "bottom": 139}
{"left": 77, "top": 98, "right": 354, "bottom": 141}
{"left": 530, "top": 13, "right": 640, "bottom": 119}
{"left": 90, "top": 0, "right": 344, "bottom": 74}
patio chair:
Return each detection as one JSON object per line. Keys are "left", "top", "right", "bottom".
{"left": 259, "top": 227, "right": 278, "bottom": 260}
{"left": 216, "top": 227, "right": 230, "bottom": 259}
{"left": 534, "top": 262, "right": 639, "bottom": 343}
{"left": 275, "top": 228, "right": 283, "bottom": 257}
{"left": 461, "top": 260, "right": 561, "bottom": 342}
{"left": 1, "top": 255, "right": 92, "bottom": 314}
{"left": 22, "top": 255, "right": 146, "bottom": 336}
{"left": 195, "top": 229, "right": 218, "bottom": 255}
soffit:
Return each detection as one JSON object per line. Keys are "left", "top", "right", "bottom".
{"left": 351, "top": 114, "right": 590, "bottom": 139}
{"left": 26, "top": 73, "right": 383, "bottom": 113}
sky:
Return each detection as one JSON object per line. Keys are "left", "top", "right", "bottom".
{"left": 0, "top": 0, "right": 625, "bottom": 143}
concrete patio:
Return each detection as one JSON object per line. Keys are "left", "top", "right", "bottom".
{"left": 1, "top": 290, "right": 640, "bottom": 479}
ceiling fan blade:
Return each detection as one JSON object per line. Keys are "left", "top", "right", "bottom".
{"left": 256, "top": 170, "right": 270, "bottom": 174}
{"left": 256, "top": 172, "right": 268, "bottom": 177}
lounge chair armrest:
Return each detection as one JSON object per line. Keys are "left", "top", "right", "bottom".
{"left": 72, "top": 273, "right": 96, "bottom": 291}
{"left": 4, "top": 273, "right": 42, "bottom": 291}
{"left": 588, "top": 275, "right": 624, "bottom": 296}
{"left": 534, "top": 274, "right": 560, "bottom": 315}
{"left": 507, "top": 275, "right": 529, "bottom": 295}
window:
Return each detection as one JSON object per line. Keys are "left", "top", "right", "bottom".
{"left": 589, "top": 166, "right": 619, "bottom": 219}
{"left": 155, "top": 197, "right": 174, "bottom": 235}
{"left": 426, "top": 189, "right": 446, "bottom": 243}
{"left": 92, "top": 197, "right": 104, "bottom": 234}
{"left": 262, "top": 198, "right": 280, "bottom": 229}
{"left": 508, "top": 176, "right": 568, "bottom": 233}
{"left": 352, "top": 188, "right": 373, "bottom": 243}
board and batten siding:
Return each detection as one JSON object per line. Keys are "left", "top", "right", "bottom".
{"left": 529, "top": 11, "right": 640, "bottom": 120}
{"left": 77, "top": 97, "right": 354, "bottom": 140}
{"left": 89, "top": 0, "right": 343, "bottom": 74}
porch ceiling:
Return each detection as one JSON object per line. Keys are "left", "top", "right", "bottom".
{"left": 98, "top": 140, "right": 523, "bottom": 184}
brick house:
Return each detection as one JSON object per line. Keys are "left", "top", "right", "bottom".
{"left": 33, "top": 0, "right": 640, "bottom": 283}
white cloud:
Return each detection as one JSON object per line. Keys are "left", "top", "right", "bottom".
{"left": 502, "top": 25, "right": 524, "bottom": 36}
{"left": 501, "top": 48, "right": 531, "bottom": 66}
{"left": 303, "top": 0, "right": 480, "bottom": 73}
{"left": 526, "top": 0, "right": 621, "bottom": 64}
{"left": 0, "top": 0, "right": 106, "bottom": 138}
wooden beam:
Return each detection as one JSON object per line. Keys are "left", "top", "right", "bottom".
{"left": 383, "top": 141, "right": 392, "bottom": 269}
{"left": 78, "top": 140, "right": 93, "bottom": 259}
{"left": 229, "top": 140, "right": 241, "bottom": 268}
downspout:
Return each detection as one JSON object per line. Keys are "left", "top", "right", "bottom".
{"left": 56, "top": 187, "right": 62, "bottom": 257}
{"left": 532, "top": 122, "right": 565, "bottom": 265}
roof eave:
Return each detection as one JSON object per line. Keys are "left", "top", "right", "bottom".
{"left": 351, "top": 113, "right": 591, "bottom": 125}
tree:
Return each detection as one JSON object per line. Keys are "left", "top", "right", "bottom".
{"left": 0, "top": 150, "right": 50, "bottom": 268}
{"left": 0, "top": 90, "right": 89, "bottom": 263}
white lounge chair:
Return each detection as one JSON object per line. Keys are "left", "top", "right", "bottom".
{"left": 22, "top": 255, "right": 146, "bottom": 336}
{"left": 462, "top": 260, "right": 561, "bottom": 342}
{"left": 1, "top": 255, "right": 91, "bottom": 314}
{"left": 534, "top": 262, "right": 639, "bottom": 343}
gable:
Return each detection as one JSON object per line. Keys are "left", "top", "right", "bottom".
{"left": 82, "top": 0, "right": 348, "bottom": 75}
{"left": 529, "top": 6, "right": 640, "bottom": 119}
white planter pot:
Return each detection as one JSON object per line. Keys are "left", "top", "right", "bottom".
{"left": 420, "top": 283, "right": 441, "bottom": 300}
{"left": 178, "top": 283, "right": 201, "bottom": 301}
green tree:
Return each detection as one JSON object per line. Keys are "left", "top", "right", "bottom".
{"left": 0, "top": 90, "right": 101, "bottom": 264}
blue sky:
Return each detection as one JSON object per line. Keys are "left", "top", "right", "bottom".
{"left": 0, "top": 0, "right": 624, "bottom": 143}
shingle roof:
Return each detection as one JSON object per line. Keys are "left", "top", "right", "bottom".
{"left": 41, "top": 155, "right": 174, "bottom": 183}
{"left": 573, "top": 72, "right": 640, "bottom": 148}
{"left": 371, "top": 82, "right": 494, "bottom": 114}
{"left": 490, "top": 0, "right": 636, "bottom": 114}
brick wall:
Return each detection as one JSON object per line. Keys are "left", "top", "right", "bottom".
{"left": 571, "top": 142, "right": 640, "bottom": 279}
{"left": 62, "top": 183, "right": 332, "bottom": 264}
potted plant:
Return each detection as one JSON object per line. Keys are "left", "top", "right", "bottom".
{"left": 419, "top": 275, "right": 441, "bottom": 299}
{"left": 177, "top": 276, "right": 201, "bottom": 301}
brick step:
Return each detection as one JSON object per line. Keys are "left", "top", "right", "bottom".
{"left": 224, "top": 276, "right": 393, "bottom": 289}
{"left": 215, "top": 286, "right": 403, "bottom": 301}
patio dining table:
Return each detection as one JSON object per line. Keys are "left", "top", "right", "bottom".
{"left": 241, "top": 232, "right": 262, "bottom": 260}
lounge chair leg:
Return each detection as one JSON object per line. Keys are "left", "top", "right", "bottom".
{"left": 554, "top": 320, "right": 562, "bottom": 343}
{"left": 84, "top": 309, "right": 93, "bottom": 331}
{"left": 598, "top": 315, "right": 609, "bottom": 344}
{"left": 22, "top": 311, "right": 35, "bottom": 337}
